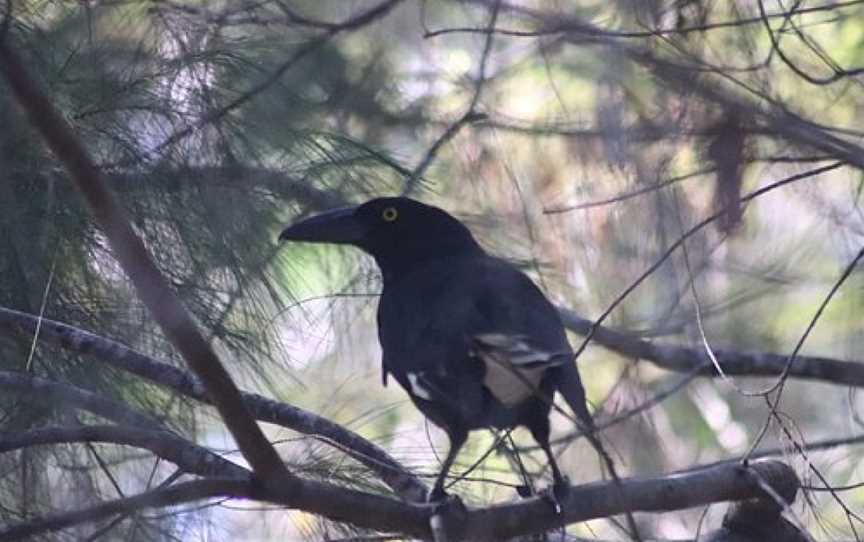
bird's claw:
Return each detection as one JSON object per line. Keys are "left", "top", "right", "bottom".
{"left": 515, "top": 478, "right": 569, "bottom": 515}
{"left": 427, "top": 492, "right": 467, "bottom": 542}
{"left": 541, "top": 476, "right": 570, "bottom": 515}
{"left": 427, "top": 485, "right": 447, "bottom": 504}
{"left": 427, "top": 492, "right": 466, "bottom": 515}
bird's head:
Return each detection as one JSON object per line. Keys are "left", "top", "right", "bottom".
{"left": 279, "top": 197, "right": 483, "bottom": 276}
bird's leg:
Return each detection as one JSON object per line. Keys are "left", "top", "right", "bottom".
{"left": 540, "top": 440, "right": 570, "bottom": 509}
{"left": 530, "top": 419, "right": 569, "bottom": 515}
{"left": 428, "top": 429, "right": 468, "bottom": 542}
{"left": 429, "top": 428, "right": 467, "bottom": 503}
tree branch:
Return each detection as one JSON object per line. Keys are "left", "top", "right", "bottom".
{"left": 0, "top": 458, "right": 799, "bottom": 541}
{"left": 0, "top": 424, "right": 250, "bottom": 479}
{"left": 1, "top": 293, "right": 849, "bottom": 506}
{"left": 0, "top": 305, "right": 427, "bottom": 501}
{"left": 453, "top": 459, "right": 799, "bottom": 540}
{"left": 424, "top": 0, "right": 864, "bottom": 40}
{"left": 0, "top": 371, "right": 164, "bottom": 431}
{"left": 0, "top": 478, "right": 254, "bottom": 541}
{"left": 558, "top": 308, "right": 864, "bottom": 387}
{"left": 2, "top": 308, "right": 811, "bottom": 537}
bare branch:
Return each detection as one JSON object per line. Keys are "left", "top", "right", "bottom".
{"left": 0, "top": 458, "right": 799, "bottom": 541}
{"left": 582, "top": 28, "right": 864, "bottom": 172}
{"left": 0, "top": 425, "right": 249, "bottom": 479}
{"left": 0, "top": 305, "right": 427, "bottom": 502}
{"left": 570, "top": 162, "right": 845, "bottom": 361}
{"left": 0, "top": 478, "right": 254, "bottom": 541}
{"left": 424, "top": 0, "right": 864, "bottom": 40}
{"left": 559, "top": 308, "right": 864, "bottom": 387}
{"left": 757, "top": 0, "right": 864, "bottom": 85}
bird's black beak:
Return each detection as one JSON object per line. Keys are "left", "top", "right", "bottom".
{"left": 278, "top": 206, "right": 367, "bottom": 246}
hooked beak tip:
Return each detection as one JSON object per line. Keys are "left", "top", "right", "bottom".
{"left": 277, "top": 206, "right": 365, "bottom": 246}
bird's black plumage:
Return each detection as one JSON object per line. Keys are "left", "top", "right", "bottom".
{"left": 280, "top": 197, "right": 594, "bottom": 502}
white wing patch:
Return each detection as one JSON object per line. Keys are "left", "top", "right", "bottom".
{"left": 472, "top": 333, "right": 571, "bottom": 406}
{"left": 406, "top": 372, "right": 433, "bottom": 401}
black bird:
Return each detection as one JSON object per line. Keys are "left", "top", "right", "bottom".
{"left": 279, "top": 197, "right": 594, "bottom": 503}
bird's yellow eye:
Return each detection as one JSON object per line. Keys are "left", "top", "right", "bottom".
{"left": 382, "top": 207, "right": 399, "bottom": 222}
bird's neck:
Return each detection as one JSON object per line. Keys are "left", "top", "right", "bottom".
{"left": 373, "top": 239, "right": 484, "bottom": 286}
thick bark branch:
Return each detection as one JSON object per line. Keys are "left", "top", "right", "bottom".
{"left": 454, "top": 459, "right": 799, "bottom": 540}
{"left": 559, "top": 308, "right": 864, "bottom": 386}
{"left": 0, "top": 458, "right": 799, "bottom": 541}
{"left": 0, "top": 306, "right": 427, "bottom": 501}
{"left": 0, "top": 425, "right": 250, "bottom": 479}
{"left": 0, "top": 40, "right": 293, "bottom": 488}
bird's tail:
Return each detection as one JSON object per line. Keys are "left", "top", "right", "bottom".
{"left": 558, "top": 363, "right": 642, "bottom": 541}
{"left": 557, "top": 362, "right": 595, "bottom": 431}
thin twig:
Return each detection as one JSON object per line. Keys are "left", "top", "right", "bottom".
{"left": 571, "top": 162, "right": 844, "bottom": 362}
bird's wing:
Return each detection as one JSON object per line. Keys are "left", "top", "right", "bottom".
{"left": 471, "top": 333, "right": 572, "bottom": 368}
{"left": 465, "top": 259, "right": 594, "bottom": 427}
{"left": 469, "top": 333, "right": 571, "bottom": 406}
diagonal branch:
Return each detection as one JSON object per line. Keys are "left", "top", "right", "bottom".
{"left": 0, "top": 37, "right": 293, "bottom": 488}
{"left": 425, "top": 0, "right": 864, "bottom": 40}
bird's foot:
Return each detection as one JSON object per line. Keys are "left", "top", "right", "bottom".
{"left": 426, "top": 492, "right": 466, "bottom": 542}
{"left": 516, "top": 478, "right": 569, "bottom": 514}
{"left": 427, "top": 490, "right": 466, "bottom": 514}
{"left": 540, "top": 476, "right": 570, "bottom": 515}
{"left": 427, "top": 485, "right": 448, "bottom": 504}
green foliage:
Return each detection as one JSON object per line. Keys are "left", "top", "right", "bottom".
{"left": 2, "top": 0, "right": 864, "bottom": 539}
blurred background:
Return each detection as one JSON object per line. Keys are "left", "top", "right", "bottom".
{"left": 2, "top": 0, "right": 864, "bottom": 539}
